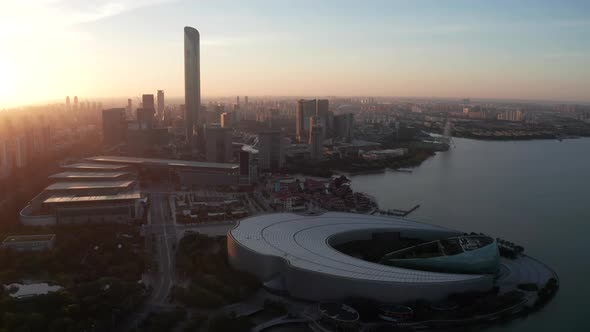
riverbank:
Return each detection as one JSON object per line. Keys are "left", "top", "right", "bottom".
{"left": 285, "top": 148, "right": 436, "bottom": 177}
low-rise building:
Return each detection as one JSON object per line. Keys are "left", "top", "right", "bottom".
{"left": 2, "top": 234, "right": 56, "bottom": 251}
{"left": 362, "top": 148, "right": 408, "bottom": 160}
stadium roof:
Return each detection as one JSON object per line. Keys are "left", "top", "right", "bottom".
{"left": 43, "top": 192, "right": 141, "bottom": 204}
{"left": 62, "top": 162, "right": 130, "bottom": 170}
{"left": 45, "top": 180, "right": 134, "bottom": 191}
{"left": 86, "top": 156, "right": 239, "bottom": 170}
{"left": 49, "top": 171, "right": 130, "bottom": 179}
{"left": 229, "top": 212, "right": 484, "bottom": 283}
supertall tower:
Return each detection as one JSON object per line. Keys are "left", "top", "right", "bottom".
{"left": 184, "top": 26, "right": 200, "bottom": 149}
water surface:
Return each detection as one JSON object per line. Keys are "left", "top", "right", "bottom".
{"left": 350, "top": 138, "right": 590, "bottom": 331}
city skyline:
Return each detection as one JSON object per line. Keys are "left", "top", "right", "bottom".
{"left": 1, "top": 0, "right": 590, "bottom": 108}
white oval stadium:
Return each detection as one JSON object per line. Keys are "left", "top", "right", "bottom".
{"left": 227, "top": 212, "right": 497, "bottom": 304}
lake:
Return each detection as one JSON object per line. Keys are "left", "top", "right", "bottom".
{"left": 350, "top": 137, "right": 590, "bottom": 331}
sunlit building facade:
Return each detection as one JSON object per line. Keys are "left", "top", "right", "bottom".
{"left": 184, "top": 26, "right": 201, "bottom": 150}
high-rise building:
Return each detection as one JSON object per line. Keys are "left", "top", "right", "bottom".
{"left": 244, "top": 96, "right": 249, "bottom": 105}
{"left": 157, "top": 90, "right": 165, "bottom": 116}
{"left": 205, "top": 125, "right": 232, "bottom": 163}
{"left": 73, "top": 96, "right": 79, "bottom": 111}
{"left": 66, "top": 96, "right": 71, "bottom": 110}
{"left": 334, "top": 113, "right": 354, "bottom": 142}
{"left": 309, "top": 123, "right": 324, "bottom": 161}
{"left": 239, "top": 150, "right": 256, "bottom": 185}
{"left": 316, "top": 99, "right": 329, "bottom": 121}
{"left": 142, "top": 94, "right": 155, "bottom": 110}
{"left": 258, "top": 130, "right": 284, "bottom": 172}
{"left": 184, "top": 26, "right": 201, "bottom": 149}
{"left": 102, "top": 108, "right": 127, "bottom": 148}
{"left": 221, "top": 111, "right": 237, "bottom": 128}
{"left": 237, "top": 96, "right": 240, "bottom": 106}
{"left": 296, "top": 99, "right": 316, "bottom": 142}
{"left": 137, "top": 108, "right": 154, "bottom": 129}
{"left": 126, "top": 98, "right": 133, "bottom": 115}
{"left": 316, "top": 99, "right": 330, "bottom": 137}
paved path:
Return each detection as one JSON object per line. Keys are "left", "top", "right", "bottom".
{"left": 496, "top": 255, "right": 556, "bottom": 293}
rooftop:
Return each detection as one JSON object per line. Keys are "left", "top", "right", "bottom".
{"left": 43, "top": 192, "right": 141, "bottom": 204}
{"left": 86, "top": 156, "right": 239, "bottom": 170}
{"left": 229, "top": 212, "right": 484, "bottom": 283}
{"left": 45, "top": 180, "right": 134, "bottom": 191}
{"left": 3, "top": 234, "right": 55, "bottom": 243}
{"left": 62, "top": 162, "right": 129, "bottom": 170}
{"left": 49, "top": 171, "right": 130, "bottom": 179}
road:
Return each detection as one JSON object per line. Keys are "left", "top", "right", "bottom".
{"left": 119, "top": 187, "right": 178, "bottom": 332}
{"left": 149, "top": 192, "right": 177, "bottom": 305}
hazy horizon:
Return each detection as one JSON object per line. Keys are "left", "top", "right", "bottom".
{"left": 1, "top": 0, "right": 589, "bottom": 108}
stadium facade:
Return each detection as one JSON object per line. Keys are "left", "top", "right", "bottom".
{"left": 227, "top": 212, "right": 499, "bottom": 304}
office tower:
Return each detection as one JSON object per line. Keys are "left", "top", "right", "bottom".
{"left": 296, "top": 99, "right": 316, "bottom": 142}
{"left": 258, "top": 130, "right": 284, "bottom": 172}
{"left": 137, "top": 108, "right": 154, "bottom": 129}
{"left": 309, "top": 123, "right": 324, "bottom": 161}
{"left": 66, "top": 96, "right": 71, "bottom": 110}
{"left": 316, "top": 99, "right": 329, "bottom": 122}
{"left": 102, "top": 108, "right": 127, "bottom": 147}
{"left": 157, "top": 90, "right": 165, "bottom": 116}
{"left": 237, "top": 96, "right": 240, "bottom": 106}
{"left": 142, "top": 94, "right": 155, "bottom": 110}
{"left": 221, "top": 111, "right": 237, "bottom": 128}
{"left": 316, "top": 99, "right": 330, "bottom": 137}
{"left": 184, "top": 26, "right": 200, "bottom": 149}
{"left": 73, "top": 96, "right": 79, "bottom": 111}
{"left": 205, "top": 125, "right": 232, "bottom": 163}
{"left": 239, "top": 151, "right": 252, "bottom": 184}
{"left": 244, "top": 96, "right": 249, "bottom": 105}
{"left": 126, "top": 98, "right": 133, "bottom": 115}
{"left": 334, "top": 113, "right": 354, "bottom": 142}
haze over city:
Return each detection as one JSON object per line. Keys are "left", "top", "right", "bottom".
{"left": 0, "top": 1, "right": 589, "bottom": 332}
{"left": 1, "top": 0, "right": 590, "bottom": 108}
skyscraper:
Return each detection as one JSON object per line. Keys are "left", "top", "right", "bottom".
{"left": 184, "top": 26, "right": 201, "bottom": 149}
{"left": 316, "top": 99, "right": 330, "bottom": 138}
{"left": 221, "top": 112, "right": 237, "bottom": 128}
{"left": 205, "top": 125, "right": 232, "bottom": 163}
{"left": 316, "top": 98, "right": 329, "bottom": 123}
{"left": 157, "top": 90, "right": 165, "bottom": 116}
{"left": 309, "top": 124, "right": 324, "bottom": 161}
{"left": 137, "top": 108, "right": 154, "bottom": 129}
{"left": 142, "top": 94, "right": 155, "bottom": 110}
{"left": 102, "top": 108, "right": 127, "bottom": 148}
{"left": 73, "top": 96, "right": 79, "bottom": 111}
{"left": 258, "top": 130, "right": 284, "bottom": 172}
{"left": 296, "top": 99, "right": 316, "bottom": 142}
{"left": 334, "top": 113, "right": 354, "bottom": 142}
{"left": 66, "top": 96, "right": 71, "bottom": 110}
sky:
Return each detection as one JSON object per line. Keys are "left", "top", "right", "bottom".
{"left": 0, "top": 0, "right": 589, "bottom": 107}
